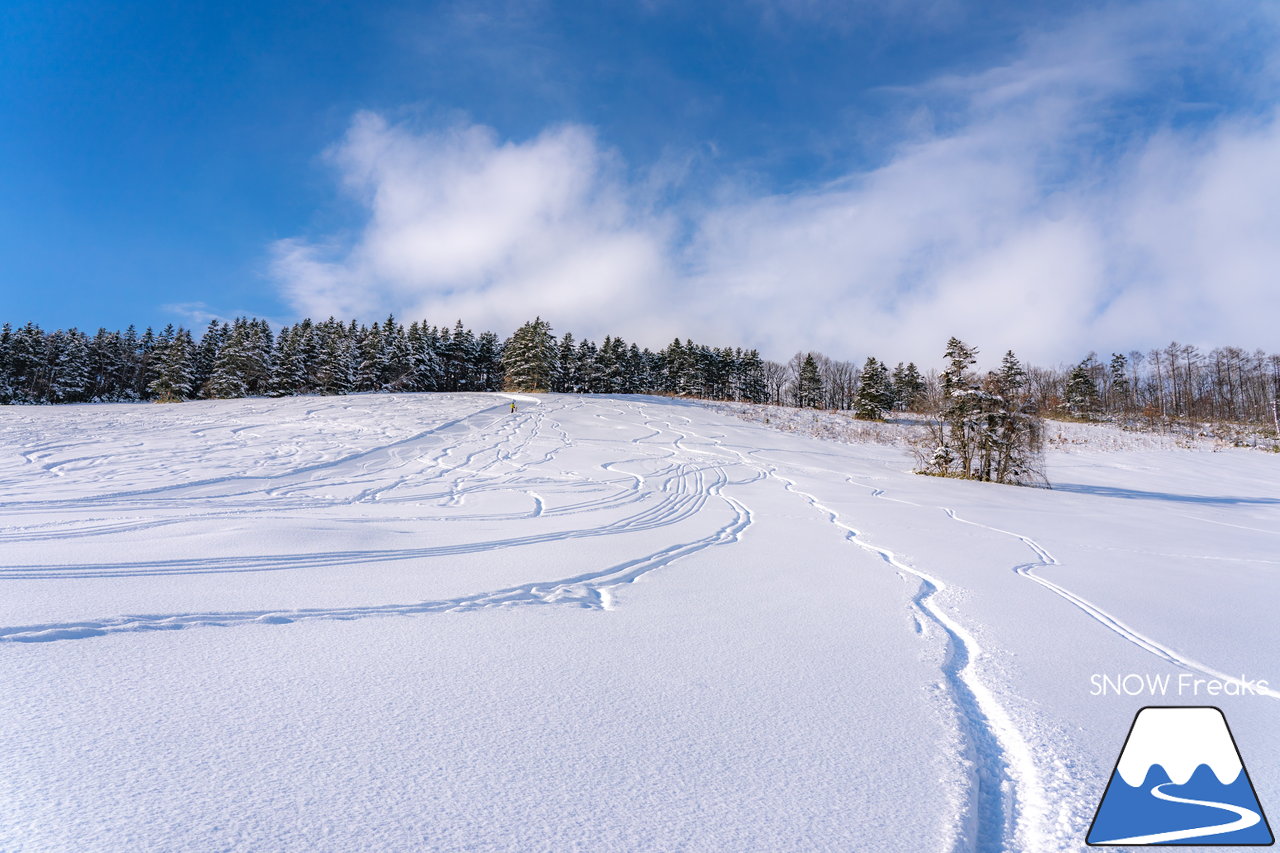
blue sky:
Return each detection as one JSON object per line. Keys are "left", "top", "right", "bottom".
{"left": 3, "top": 0, "right": 1279, "bottom": 362}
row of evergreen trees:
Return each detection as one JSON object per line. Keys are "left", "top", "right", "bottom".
{"left": 0, "top": 318, "right": 506, "bottom": 404}
{"left": 0, "top": 316, "right": 771, "bottom": 406}
{"left": 501, "top": 318, "right": 770, "bottom": 402}
{"left": 3, "top": 316, "right": 1277, "bottom": 433}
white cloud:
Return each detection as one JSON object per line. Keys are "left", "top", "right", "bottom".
{"left": 272, "top": 7, "right": 1280, "bottom": 366}
{"left": 271, "top": 113, "right": 672, "bottom": 340}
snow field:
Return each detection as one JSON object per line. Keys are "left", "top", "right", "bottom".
{"left": 3, "top": 392, "right": 1279, "bottom": 851}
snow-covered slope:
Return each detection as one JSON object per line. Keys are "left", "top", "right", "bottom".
{"left": 2, "top": 393, "right": 1277, "bottom": 852}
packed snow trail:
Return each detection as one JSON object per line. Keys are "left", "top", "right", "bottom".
{"left": 645, "top": 416, "right": 1049, "bottom": 853}
{"left": 935, "top": 507, "right": 1280, "bottom": 701}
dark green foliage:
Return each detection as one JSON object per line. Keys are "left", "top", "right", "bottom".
{"left": 147, "top": 327, "right": 196, "bottom": 402}
{"left": 891, "top": 362, "right": 926, "bottom": 411}
{"left": 853, "top": 357, "right": 893, "bottom": 420}
{"left": 502, "top": 317, "right": 558, "bottom": 392}
{"left": 795, "top": 354, "right": 823, "bottom": 408}
{"left": 1065, "top": 357, "right": 1100, "bottom": 417}
{"left": 917, "top": 340, "right": 1046, "bottom": 486}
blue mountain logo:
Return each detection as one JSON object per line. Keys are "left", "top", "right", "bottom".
{"left": 1088, "top": 706, "right": 1273, "bottom": 846}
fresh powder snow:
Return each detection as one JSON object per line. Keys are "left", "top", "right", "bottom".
{"left": 2, "top": 393, "right": 1278, "bottom": 852}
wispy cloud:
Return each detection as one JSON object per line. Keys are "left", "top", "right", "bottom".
{"left": 272, "top": 3, "right": 1280, "bottom": 365}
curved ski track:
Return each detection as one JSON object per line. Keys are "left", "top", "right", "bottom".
{"left": 0, "top": 400, "right": 757, "bottom": 641}
{"left": 8, "top": 396, "right": 1252, "bottom": 853}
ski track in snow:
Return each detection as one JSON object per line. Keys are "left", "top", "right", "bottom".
{"left": 0, "top": 399, "right": 757, "bottom": 642}
{"left": 7, "top": 395, "right": 1269, "bottom": 852}
{"left": 0, "top": 396, "right": 1047, "bottom": 852}
{"left": 669, "top": 439, "right": 1043, "bottom": 853}
{"left": 918, "top": 501, "right": 1280, "bottom": 702}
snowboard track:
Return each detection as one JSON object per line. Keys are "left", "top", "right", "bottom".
{"left": 0, "top": 400, "right": 757, "bottom": 641}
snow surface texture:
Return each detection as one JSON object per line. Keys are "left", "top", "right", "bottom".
{"left": 2, "top": 393, "right": 1278, "bottom": 852}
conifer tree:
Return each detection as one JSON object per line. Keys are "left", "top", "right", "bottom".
{"left": 475, "top": 331, "right": 504, "bottom": 391}
{"left": 193, "top": 320, "right": 225, "bottom": 396}
{"left": 120, "top": 325, "right": 143, "bottom": 399}
{"left": 891, "top": 362, "right": 926, "bottom": 411}
{"left": 1108, "top": 353, "right": 1131, "bottom": 413}
{"left": 853, "top": 357, "right": 893, "bottom": 419}
{"left": 501, "top": 317, "right": 557, "bottom": 392}
{"left": 270, "top": 326, "right": 305, "bottom": 396}
{"left": 405, "top": 322, "right": 443, "bottom": 391}
{"left": 578, "top": 339, "right": 602, "bottom": 392}
{"left": 623, "top": 343, "right": 644, "bottom": 394}
{"left": 49, "top": 329, "right": 91, "bottom": 403}
{"left": 661, "top": 339, "right": 686, "bottom": 395}
{"left": 0, "top": 323, "right": 14, "bottom": 404}
{"left": 147, "top": 328, "right": 196, "bottom": 402}
{"left": 739, "top": 349, "right": 767, "bottom": 403}
{"left": 795, "top": 353, "right": 823, "bottom": 408}
{"left": 313, "top": 318, "right": 355, "bottom": 395}
{"left": 356, "top": 322, "right": 387, "bottom": 392}
{"left": 1065, "top": 359, "right": 1100, "bottom": 417}
{"left": 382, "top": 317, "right": 413, "bottom": 391}
{"left": 554, "top": 333, "right": 577, "bottom": 392}
{"left": 445, "top": 320, "right": 478, "bottom": 391}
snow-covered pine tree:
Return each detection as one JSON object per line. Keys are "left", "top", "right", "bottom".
{"left": 501, "top": 317, "right": 557, "bottom": 392}
{"left": 706, "top": 347, "right": 732, "bottom": 399}
{"left": 1108, "top": 353, "right": 1130, "bottom": 413}
{"left": 356, "top": 322, "right": 387, "bottom": 392}
{"left": 891, "top": 362, "right": 926, "bottom": 411}
{"left": 853, "top": 357, "right": 893, "bottom": 419}
{"left": 269, "top": 326, "right": 303, "bottom": 396}
{"left": 88, "top": 328, "right": 132, "bottom": 401}
{"left": 445, "top": 320, "right": 478, "bottom": 391}
{"left": 245, "top": 319, "right": 274, "bottom": 395}
{"left": 918, "top": 340, "right": 1044, "bottom": 485}
{"left": 312, "top": 318, "right": 356, "bottom": 395}
{"left": 554, "top": 333, "right": 576, "bottom": 393}
{"left": 623, "top": 343, "right": 644, "bottom": 394}
{"left": 934, "top": 337, "right": 982, "bottom": 476}
{"left": 475, "top": 331, "right": 503, "bottom": 391}
{"left": 382, "top": 316, "right": 413, "bottom": 391}
{"left": 193, "top": 320, "right": 225, "bottom": 396}
{"left": 1065, "top": 358, "right": 1100, "bottom": 417}
{"left": 993, "top": 350, "right": 1027, "bottom": 400}
{"left": 136, "top": 327, "right": 157, "bottom": 399}
{"left": 147, "top": 327, "right": 196, "bottom": 402}
{"left": 678, "top": 340, "right": 705, "bottom": 397}
{"left": 601, "top": 336, "right": 629, "bottom": 393}
{"left": 0, "top": 323, "right": 14, "bottom": 404}
{"left": 206, "top": 319, "right": 258, "bottom": 399}
{"left": 795, "top": 353, "right": 823, "bottom": 408}
{"left": 145, "top": 325, "right": 176, "bottom": 400}
{"left": 660, "top": 339, "right": 685, "bottom": 395}
{"left": 406, "top": 322, "right": 443, "bottom": 391}
{"left": 48, "top": 328, "right": 91, "bottom": 403}
{"left": 577, "top": 339, "right": 602, "bottom": 393}
{"left": 8, "top": 323, "right": 45, "bottom": 403}
{"left": 739, "top": 349, "right": 767, "bottom": 403}
{"left": 981, "top": 350, "right": 1045, "bottom": 484}
{"left": 119, "top": 325, "right": 143, "bottom": 400}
